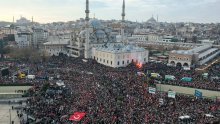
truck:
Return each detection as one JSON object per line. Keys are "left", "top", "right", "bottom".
{"left": 165, "top": 75, "right": 175, "bottom": 81}
{"left": 27, "top": 75, "right": 35, "bottom": 79}
{"left": 150, "top": 73, "right": 161, "bottom": 78}
{"left": 181, "top": 77, "right": 192, "bottom": 82}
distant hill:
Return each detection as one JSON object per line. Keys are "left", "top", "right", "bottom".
{"left": 0, "top": 21, "right": 12, "bottom": 27}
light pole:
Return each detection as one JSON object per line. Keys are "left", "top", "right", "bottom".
{"left": 9, "top": 109, "right": 11, "bottom": 124}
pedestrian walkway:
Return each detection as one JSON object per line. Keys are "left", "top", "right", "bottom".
{"left": 0, "top": 104, "right": 20, "bottom": 124}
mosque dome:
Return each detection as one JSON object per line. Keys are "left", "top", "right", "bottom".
{"left": 95, "top": 30, "right": 106, "bottom": 39}
{"left": 89, "top": 19, "right": 103, "bottom": 29}
{"left": 123, "top": 45, "right": 133, "bottom": 51}
{"left": 147, "top": 17, "right": 157, "bottom": 24}
{"left": 104, "top": 28, "right": 112, "bottom": 34}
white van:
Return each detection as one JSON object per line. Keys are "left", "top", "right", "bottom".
{"left": 27, "top": 75, "right": 35, "bottom": 79}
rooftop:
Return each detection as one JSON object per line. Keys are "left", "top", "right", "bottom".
{"left": 44, "top": 36, "right": 69, "bottom": 45}
{"left": 198, "top": 48, "right": 218, "bottom": 59}
{"left": 96, "top": 43, "right": 146, "bottom": 53}
{"left": 171, "top": 45, "right": 212, "bottom": 55}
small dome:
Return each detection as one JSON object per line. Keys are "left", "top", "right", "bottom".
{"left": 104, "top": 28, "right": 112, "bottom": 33}
{"left": 95, "top": 30, "right": 106, "bottom": 39}
{"left": 124, "top": 45, "right": 133, "bottom": 51}
{"left": 89, "top": 19, "right": 102, "bottom": 29}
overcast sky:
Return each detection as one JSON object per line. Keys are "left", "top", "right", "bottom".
{"left": 0, "top": 0, "right": 219, "bottom": 23}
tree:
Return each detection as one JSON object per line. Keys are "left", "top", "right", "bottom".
{"left": 0, "top": 39, "right": 9, "bottom": 58}
{"left": 8, "top": 47, "right": 42, "bottom": 62}
{"left": 192, "top": 36, "right": 197, "bottom": 43}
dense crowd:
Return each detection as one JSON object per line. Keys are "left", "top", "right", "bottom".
{"left": 1, "top": 56, "right": 220, "bottom": 123}
{"left": 144, "top": 62, "right": 220, "bottom": 91}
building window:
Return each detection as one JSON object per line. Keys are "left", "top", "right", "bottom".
{"left": 97, "top": 58, "right": 98, "bottom": 60}
{"left": 118, "top": 61, "right": 120, "bottom": 65}
{"left": 144, "top": 58, "right": 146, "bottom": 61}
{"left": 111, "top": 61, "right": 112, "bottom": 65}
{"left": 122, "top": 61, "right": 124, "bottom": 64}
{"left": 107, "top": 60, "right": 109, "bottom": 64}
{"left": 100, "top": 58, "right": 102, "bottom": 62}
{"left": 132, "top": 59, "right": 134, "bottom": 62}
{"left": 127, "top": 60, "right": 129, "bottom": 64}
{"left": 104, "top": 59, "right": 105, "bottom": 63}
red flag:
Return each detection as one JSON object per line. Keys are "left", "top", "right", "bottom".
{"left": 69, "top": 112, "right": 86, "bottom": 121}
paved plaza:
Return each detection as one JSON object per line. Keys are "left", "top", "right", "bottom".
{"left": 0, "top": 104, "right": 20, "bottom": 124}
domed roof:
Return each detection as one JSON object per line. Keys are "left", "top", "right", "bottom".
{"left": 104, "top": 28, "right": 112, "bottom": 33}
{"left": 95, "top": 30, "right": 106, "bottom": 39}
{"left": 89, "top": 19, "right": 102, "bottom": 29}
{"left": 147, "top": 17, "right": 157, "bottom": 23}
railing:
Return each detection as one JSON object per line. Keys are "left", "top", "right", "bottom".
{"left": 156, "top": 84, "right": 220, "bottom": 99}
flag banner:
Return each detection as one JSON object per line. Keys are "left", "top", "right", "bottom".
{"left": 195, "top": 90, "right": 202, "bottom": 98}
{"left": 159, "top": 98, "right": 164, "bottom": 105}
{"left": 148, "top": 87, "right": 156, "bottom": 94}
{"left": 137, "top": 72, "right": 145, "bottom": 76}
{"left": 69, "top": 112, "right": 86, "bottom": 121}
{"left": 168, "top": 91, "right": 176, "bottom": 98}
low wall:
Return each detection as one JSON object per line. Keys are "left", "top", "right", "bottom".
{"left": 156, "top": 84, "right": 220, "bottom": 99}
{"left": 0, "top": 86, "right": 32, "bottom": 99}
{"left": 0, "top": 86, "right": 32, "bottom": 93}
{"left": 0, "top": 93, "right": 23, "bottom": 99}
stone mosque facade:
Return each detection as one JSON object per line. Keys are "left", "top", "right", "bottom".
{"left": 44, "top": 0, "right": 149, "bottom": 68}
{"left": 66, "top": 18, "right": 120, "bottom": 58}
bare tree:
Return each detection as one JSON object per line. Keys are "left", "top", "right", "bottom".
{"left": 9, "top": 47, "right": 42, "bottom": 62}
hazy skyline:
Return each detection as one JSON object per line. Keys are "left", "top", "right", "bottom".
{"left": 0, "top": 0, "right": 219, "bottom": 23}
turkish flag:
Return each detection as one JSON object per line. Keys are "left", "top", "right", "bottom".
{"left": 69, "top": 112, "right": 86, "bottom": 121}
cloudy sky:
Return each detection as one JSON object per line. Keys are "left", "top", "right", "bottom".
{"left": 0, "top": 0, "right": 219, "bottom": 23}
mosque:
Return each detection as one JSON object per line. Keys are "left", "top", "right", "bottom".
{"left": 44, "top": 0, "right": 149, "bottom": 68}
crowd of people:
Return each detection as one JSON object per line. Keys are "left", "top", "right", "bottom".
{"left": 144, "top": 62, "right": 220, "bottom": 91}
{"left": 1, "top": 56, "right": 220, "bottom": 123}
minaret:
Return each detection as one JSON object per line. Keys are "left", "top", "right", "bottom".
{"left": 157, "top": 15, "right": 158, "bottom": 22}
{"left": 31, "top": 16, "right": 34, "bottom": 27}
{"left": 122, "top": 0, "right": 125, "bottom": 22}
{"left": 84, "top": 0, "right": 90, "bottom": 59}
{"left": 121, "top": 0, "right": 125, "bottom": 44}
